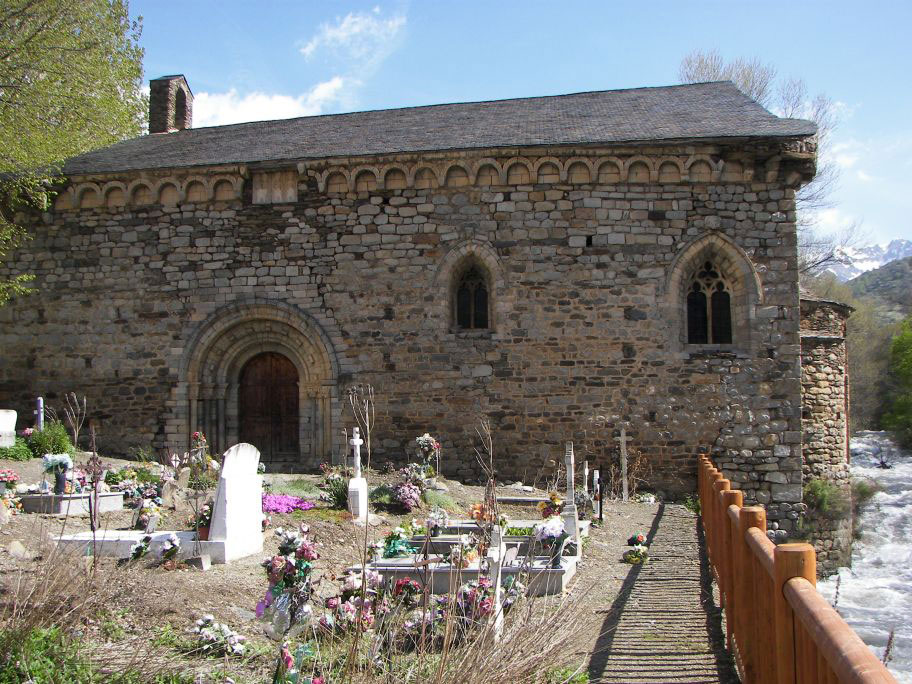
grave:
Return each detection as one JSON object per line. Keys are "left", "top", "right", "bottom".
{"left": 56, "top": 443, "right": 263, "bottom": 564}
{"left": 347, "top": 428, "right": 368, "bottom": 523}
{"left": 0, "top": 409, "right": 15, "bottom": 447}
{"left": 19, "top": 491, "right": 124, "bottom": 516}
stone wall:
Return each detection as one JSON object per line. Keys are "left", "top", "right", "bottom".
{"left": 0, "top": 141, "right": 809, "bottom": 532}
{"left": 799, "top": 297, "right": 853, "bottom": 573}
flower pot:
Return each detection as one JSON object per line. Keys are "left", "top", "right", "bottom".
{"left": 197, "top": 525, "right": 210, "bottom": 541}
{"left": 53, "top": 469, "right": 67, "bottom": 495}
{"left": 549, "top": 531, "right": 569, "bottom": 569}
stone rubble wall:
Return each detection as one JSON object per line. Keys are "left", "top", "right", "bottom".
{"left": 0, "top": 141, "right": 809, "bottom": 532}
{"left": 799, "top": 298, "right": 853, "bottom": 572}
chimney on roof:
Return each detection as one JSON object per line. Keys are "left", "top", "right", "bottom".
{"left": 149, "top": 75, "right": 193, "bottom": 134}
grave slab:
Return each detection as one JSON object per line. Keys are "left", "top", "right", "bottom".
{"left": 19, "top": 492, "right": 124, "bottom": 516}
{"left": 57, "top": 443, "right": 263, "bottom": 565}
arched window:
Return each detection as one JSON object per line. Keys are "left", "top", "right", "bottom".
{"left": 454, "top": 264, "right": 489, "bottom": 330}
{"left": 686, "top": 261, "right": 732, "bottom": 344}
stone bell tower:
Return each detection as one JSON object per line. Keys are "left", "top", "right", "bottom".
{"left": 149, "top": 74, "right": 193, "bottom": 134}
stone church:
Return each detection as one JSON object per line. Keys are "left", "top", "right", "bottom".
{"left": 1, "top": 76, "right": 851, "bottom": 546}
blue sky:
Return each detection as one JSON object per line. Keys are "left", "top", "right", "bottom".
{"left": 132, "top": 1, "right": 911, "bottom": 245}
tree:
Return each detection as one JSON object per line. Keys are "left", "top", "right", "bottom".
{"left": 678, "top": 49, "right": 859, "bottom": 276}
{"left": 0, "top": 0, "right": 146, "bottom": 305}
{"left": 882, "top": 316, "right": 912, "bottom": 448}
{"left": 805, "top": 274, "right": 898, "bottom": 432}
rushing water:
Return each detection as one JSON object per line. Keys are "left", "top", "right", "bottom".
{"left": 817, "top": 431, "right": 912, "bottom": 683}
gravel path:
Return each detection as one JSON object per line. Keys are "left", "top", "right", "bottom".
{"left": 581, "top": 504, "right": 738, "bottom": 684}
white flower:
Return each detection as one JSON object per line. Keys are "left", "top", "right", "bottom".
{"left": 533, "top": 517, "right": 566, "bottom": 542}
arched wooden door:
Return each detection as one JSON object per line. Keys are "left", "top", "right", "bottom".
{"left": 239, "top": 352, "right": 299, "bottom": 464}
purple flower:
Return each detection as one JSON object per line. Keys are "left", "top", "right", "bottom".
{"left": 262, "top": 493, "right": 316, "bottom": 514}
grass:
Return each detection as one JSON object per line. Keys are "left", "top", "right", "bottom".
{"left": 421, "top": 489, "right": 459, "bottom": 512}
{"left": 0, "top": 627, "right": 197, "bottom": 684}
{"left": 292, "top": 507, "right": 349, "bottom": 523}
{"left": 545, "top": 666, "right": 590, "bottom": 684}
{"left": 275, "top": 478, "right": 322, "bottom": 499}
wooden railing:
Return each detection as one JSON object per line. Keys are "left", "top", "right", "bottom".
{"left": 698, "top": 455, "right": 898, "bottom": 684}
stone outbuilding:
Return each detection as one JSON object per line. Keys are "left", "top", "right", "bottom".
{"left": 0, "top": 78, "right": 821, "bottom": 535}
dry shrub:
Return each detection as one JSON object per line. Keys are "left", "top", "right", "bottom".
{"left": 0, "top": 519, "right": 191, "bottom": 681}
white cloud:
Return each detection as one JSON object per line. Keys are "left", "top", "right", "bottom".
{"left": 299, "top": 9, "right": 407, "bottom": 72}
{"left": 192, "top": 77, "right": 347, "bottom": 127}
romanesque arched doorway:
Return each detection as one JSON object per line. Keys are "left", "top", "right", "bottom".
{"left": 239, "top": 352, "right": 300, "bottom": 465}
{"left": 176, "top": 301, "right": 340, "bottom": 471}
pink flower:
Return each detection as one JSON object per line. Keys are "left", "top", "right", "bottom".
{"left": 281, "top": 643, "right": 294, "bottom": 670}
{"left": 20, "top": 428, "right": 33, "bottom": 437}
{"left": 326, "top": 597, "right": 339, "bottom": 610}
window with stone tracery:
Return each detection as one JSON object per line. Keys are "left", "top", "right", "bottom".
{"left": 454, "top": 264, "right": 489, "bottom": 330}
{"left": 686, "top": 261, "right": 733, "bottom": 344}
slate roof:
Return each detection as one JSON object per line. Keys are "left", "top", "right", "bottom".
{"left": 63, "top": 81, "right": 816, "bottom": 175}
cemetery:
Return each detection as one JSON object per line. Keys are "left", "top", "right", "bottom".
{"left": 0, "top": 397, "right": 687, "bottom": 683}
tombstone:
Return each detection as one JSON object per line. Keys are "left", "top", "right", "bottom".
{"left": 161, "top": 479, "right": 179, "bottom": 509}
{"left": 208, "top": 443, "right": 264, "bottom": 561}
{"left": 583, "top": 460, "right": 589, "bottom": 496}
{"left": 0, "top": 409, "right": 15, "bottom": 447}
{"left": 144, "top": 513, "right": 160, "bottom": 533}
{"left": 615, "top": 428, "right": 633, "bottom": 502}
{"left": 36, "top": 397, "right": 45, "bottom": 431}
{"left": 347, "top": 428, "right": 368, "bottom": 523}
{"left": 561, "top": 442, "right": 580, "bottom": 549}
{"left": 487, "top": 523, "right": 506, "bottom": 639}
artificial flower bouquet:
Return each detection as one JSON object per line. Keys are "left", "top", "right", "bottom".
{"left": 382, "top": 527, "right": 415, "bottom": 558}
{"left": 0, "top": 469, "right": 19, "bottom": 484}
{"left": 537, "top": 491, "right": 564, "bottom": 518}
{"left": 425, "top": 505, "right": 449, "bottom": 535}
{"left": 42, "top": 453, "right": 72, "bottom": 473}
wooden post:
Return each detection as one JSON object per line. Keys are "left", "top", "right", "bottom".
{"left": 738, "top": 506, "right": 766, "bottom": 684}
{"left": 721, "top": 489, "right": 742, "bottom": 650}
{"left": 712, "top": 478, "right": 730, "bottom": 594}
{"left": 773, "top": 544, "right": 816, "bottom": 684}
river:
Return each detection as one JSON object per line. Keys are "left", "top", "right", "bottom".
{"left": 817, "top": 431, "right": 911, "bottom": 683}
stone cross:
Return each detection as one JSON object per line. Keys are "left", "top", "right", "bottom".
{"left": 350, "top": 427, "right": 364, "bottom": 477}
{"left": 615, "top": 428, "right": 633, "bottom": 502}
{"left": 562, "top": 442, "right": 580, "bottom": 551}
{"left": 208, "top": 443, "right": 264, "bottom": 561}
{"left": 36, "top": 396, "right": 45, "bottom": 431}
{"left": 583, "top": 460, "right": 589, "bottom": 496}
{"left": 348, "top": 427, "right": 368, "bottom": 523}
{"left": 564, "top": 441, "right": 575, "bottom": 501}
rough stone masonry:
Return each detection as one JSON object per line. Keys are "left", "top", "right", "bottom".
{"left": 0, "top": 78, "right": 826, "bottom": 536}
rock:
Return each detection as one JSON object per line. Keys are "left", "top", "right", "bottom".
{"left": 176, "top": 467, "right": 190, "bottom": 488}
{"left": 186, "top": 554, "right": 211, "bottom": 571}
{"left": 0, "top": 505, "right": 10, "bottom": 527}
{"left": 430, "top": 482, "right": 449, "bottom": 492}
{"left": 355, "top": 513, "right": 384, "bottom": 527}
{"left": 9, "top": 540, "right": 29, "bottom": 559}
{"left": 161, "top": 480, "right": 179, "bottom": 508}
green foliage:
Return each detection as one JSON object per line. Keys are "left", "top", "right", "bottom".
{"left": 803, "top": 478, "right": 849, "bottom": 516}
{"left": 26, "top": 420, "right": 74, "bottom": 458}
{"left": 369, "top": 483, "right": 396, "bottom": 508}
{"left": 0, "top": 436, "right": 32, "bottom": 461}
{"left": 852, "top": 478, "right": 881, "bottom": 508}
{"left": 420, "top": 489, "right": 458, "bottom": 511}
{"left": 0, "top": 626, "right": 195, "bottom": 683}
{"left": 505, "top": 526, "right": 535, "bottom": 537}
{"left": 683, "top": 494, "right": 701, "bottom": 515}
{"left": 188, "top": 472, "right": 217, "bottom": 491}
{"left": 0, "top": 0, "right": 146, "bottom": 306}
{"left": 133, "top": 466, "right": 161, "bottom": 485}
{"left": 805, "top": 275, "right": 899, "bottom": 432}
{"left": 544, "top": 665, "right": 590, "bottom": 684}
{"left": 882, "top": 315, "right": 912, "bottom": 448}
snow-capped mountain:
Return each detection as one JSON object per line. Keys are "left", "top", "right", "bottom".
{"left": 823, "top": 239, "right": 912, "bottom": 281}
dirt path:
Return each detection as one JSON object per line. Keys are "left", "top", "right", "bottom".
{"left": 577, "top": 503, "right": 738, "bottom": 684}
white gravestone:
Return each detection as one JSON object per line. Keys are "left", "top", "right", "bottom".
{"left": 209, "top": 443, "right": 264, "bottom": 562}
{"left": 347, "top": 428, "right": 368, "bottom": 523}
{"left": 561, "top": 442, "right": 580, "bottom": 548}
{"left": 0, "top": 410, "right": 16, "bottom": 448}
{"left": 616, "top": 428, "right": 633, "bottom": 502}
{"left": 583, "top": 460, "right": 589, "bottom": 496}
